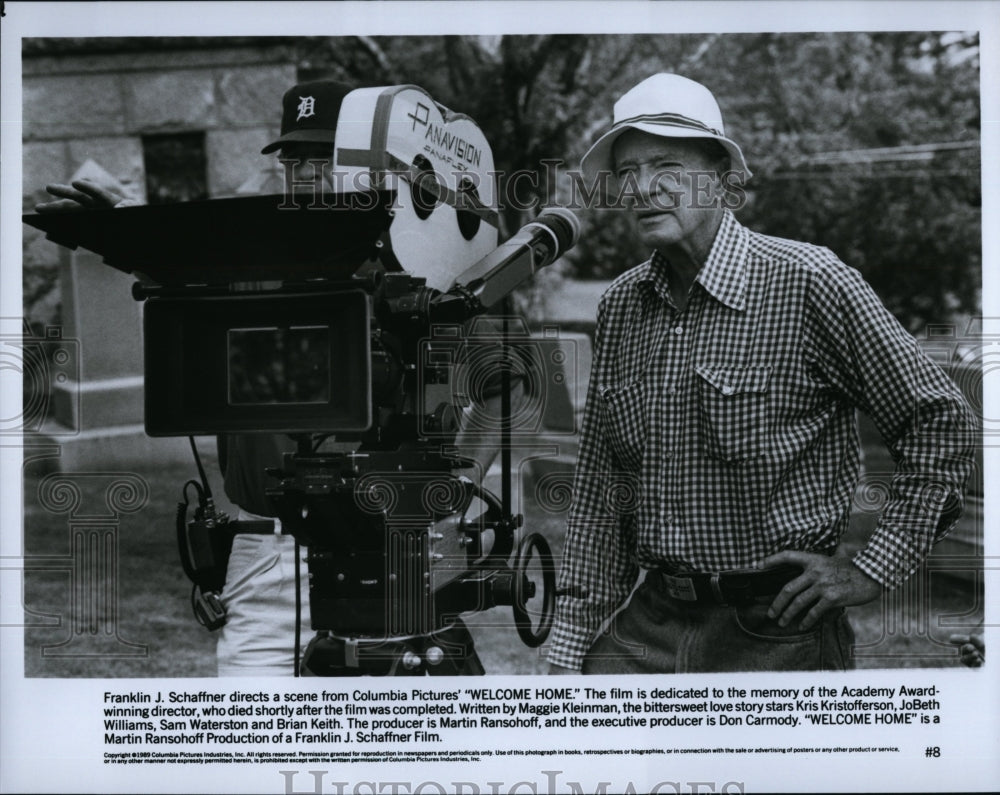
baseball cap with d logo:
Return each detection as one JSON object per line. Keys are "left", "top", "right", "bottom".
{"left": 261, "top": 80, "right": 354, "bottom": 154}
{"left": 580, "top": 73, "right": 751, "bottom": 182}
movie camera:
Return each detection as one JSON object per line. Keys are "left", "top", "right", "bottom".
{"left": 24, "top": 84, "right": 580, "bottom": 676}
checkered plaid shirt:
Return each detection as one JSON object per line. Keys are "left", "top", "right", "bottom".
{"left": 547, "top": 210, "right": 977, "bottom": 670}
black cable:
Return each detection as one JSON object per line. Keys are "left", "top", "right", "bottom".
{"left": 182, "top": 479, "right": 204, "bottom": 506}
{"left": 176, "top": 480, "right": 204, "bottom": 583}
{"left": 188, "top": 436, "right": 214, "bottom": 500}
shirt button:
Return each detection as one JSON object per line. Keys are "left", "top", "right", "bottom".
{"left": 673, "top": 326, "right": 684, "bottom": 335}
{"left": 721, "top": 385, "right": 734, "bottom": 396}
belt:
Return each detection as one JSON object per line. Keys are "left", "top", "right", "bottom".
{"left": 650, "top": 563, "right": 802, "bottom": 605}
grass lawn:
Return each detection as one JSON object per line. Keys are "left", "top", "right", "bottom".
{"left": 22, "top": 449, "right": 981, "bottom": 678}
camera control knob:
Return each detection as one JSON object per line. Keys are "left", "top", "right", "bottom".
{"left": 425, "top": 646, "right": 444, "bottom": 666}
{"left": 401, "top": 651, "right": 422, "bottom": 670}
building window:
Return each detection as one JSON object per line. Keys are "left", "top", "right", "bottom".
{"left": 141, "top": 132, "right": 208, "bottom": 204}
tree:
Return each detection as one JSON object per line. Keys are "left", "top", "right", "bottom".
{"left": 322, "top": 31, "right": 979, "bottom": 332}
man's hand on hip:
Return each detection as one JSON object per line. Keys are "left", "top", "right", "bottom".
{"left": 757, "top": 550, "right": 882, "bottom": 630}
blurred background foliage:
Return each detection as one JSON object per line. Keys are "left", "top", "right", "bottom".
{"left": 287, "top": 31, "right": 980, "bottom": 333}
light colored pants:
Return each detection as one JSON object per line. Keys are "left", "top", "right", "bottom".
{"left": 215, "top": 511, "right": 310, "bottom": 677}
{"left": 582, "top": 569, "right": 855, "bottom": 674}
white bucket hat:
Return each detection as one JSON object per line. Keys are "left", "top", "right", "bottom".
{"left": 580, "top": 73, "right": 751, "bottom": 182}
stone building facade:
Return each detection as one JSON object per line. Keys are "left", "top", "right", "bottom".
{"left": 21, "top": 38, "right": 302, "bottom": 464}
{"left": 23, "top": 38, "right": 300, "bottom": 328}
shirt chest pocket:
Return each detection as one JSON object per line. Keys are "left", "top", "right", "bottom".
{"left": 598, "top": 379, "right": 646, "bottom": 471}
{"left": 695, "top": 364, "right": 772, "bottom": 462}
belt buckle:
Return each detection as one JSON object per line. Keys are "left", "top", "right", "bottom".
{"left": 662, "top": 573, "right": 698, "bottom": 601}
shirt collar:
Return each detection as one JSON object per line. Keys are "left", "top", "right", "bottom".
{"left": 636, "top": 210, "right": 749, "bottom": 312}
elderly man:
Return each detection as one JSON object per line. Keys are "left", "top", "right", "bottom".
{"left": 548, "top": 73, "right": 976, "bottom": 674}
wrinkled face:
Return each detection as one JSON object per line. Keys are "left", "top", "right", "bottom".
{"left": 279, "top": 141, "right": 336, "bottom": 192}
{"left": 612, "top": 130, "right": 726, "bottom": 253}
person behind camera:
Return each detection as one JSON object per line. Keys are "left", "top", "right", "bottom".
{"left": 546, "top": 73, "right": 977, "bottom": 674}
{"left": 37, "top": 80, "right": 521, "bottom": 676}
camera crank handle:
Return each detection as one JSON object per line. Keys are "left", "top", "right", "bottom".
{"left": 511, "top": 533, "right": 556, "bottom": 648}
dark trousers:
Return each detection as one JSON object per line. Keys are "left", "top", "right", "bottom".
{"left": 582, "top": 570, "right": 855, "bottom": 674}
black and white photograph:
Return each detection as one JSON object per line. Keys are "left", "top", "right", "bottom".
{"left": 1, "top": 1, "right": 997, "bottom": 793}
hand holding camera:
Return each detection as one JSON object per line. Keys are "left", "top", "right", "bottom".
{"left": 36, "top": 178, "right": 139, "bottom": 213}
